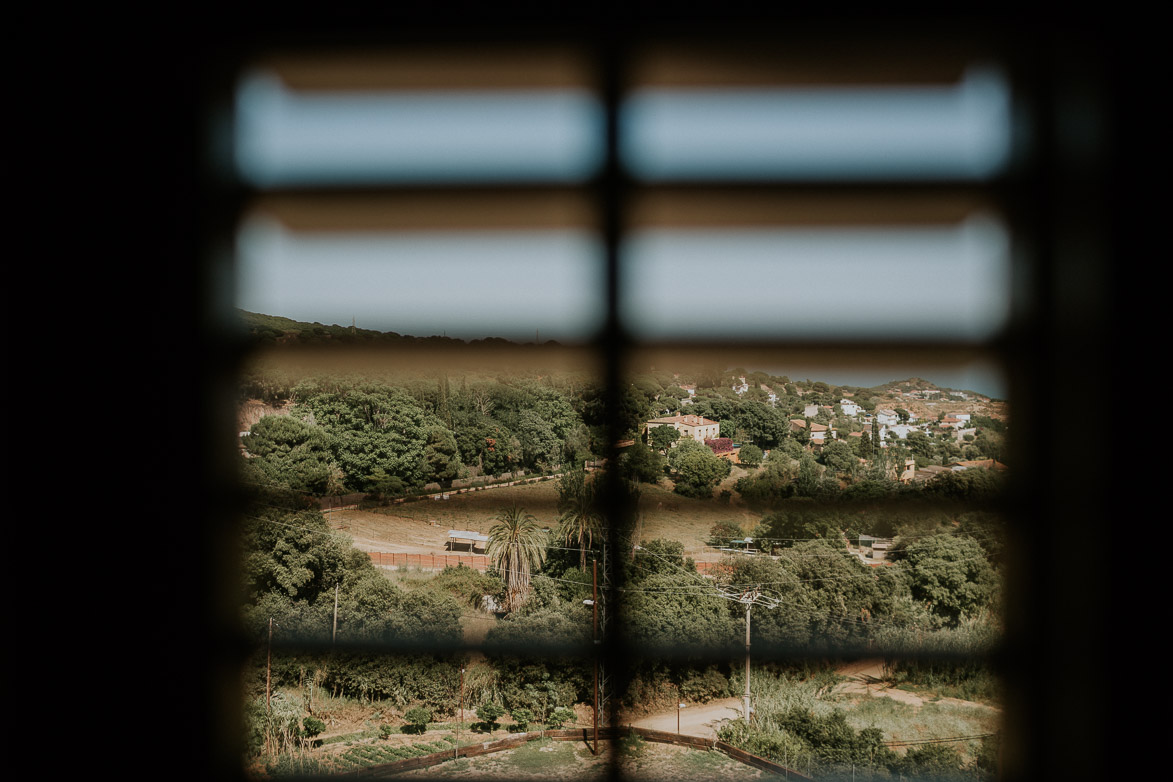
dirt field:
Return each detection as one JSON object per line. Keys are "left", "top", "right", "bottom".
{"left": 391, "top": 735, "right": 763, "bottom": 781}
{"left": 325, "top": 472, "right": 761, "bottom": 563}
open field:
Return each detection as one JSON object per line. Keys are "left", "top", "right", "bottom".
{"left": 327, "top": 470, "right": 763, "bottom": 562}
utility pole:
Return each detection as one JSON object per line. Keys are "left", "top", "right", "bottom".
{"left": 715, "top": 587, "right": 780, "bottom": 723}
{"left": 332, "top": 583, "right": 339, "bottom": 644}
{"left": 743, "top": 600, "right": 752, "bottom": 721}
{"left": 266, "top": 617, "right": 273, "bottom": 712}
{"left": 592, "top": 558, "right": 599, "bottom": 755}
{"left": 457, "top": 666, "right": 465, "bottom": 761}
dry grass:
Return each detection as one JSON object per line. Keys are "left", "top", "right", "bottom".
{"left": 353, "top": 469, "right": 770, "bottom": 561}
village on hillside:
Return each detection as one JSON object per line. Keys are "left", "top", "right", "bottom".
{"left": 646, "top": 374, "right": 1008, "bottom": 484}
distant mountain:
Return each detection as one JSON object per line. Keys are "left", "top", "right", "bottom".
{"left": 237, "top": 310, "right": 532, "bottom": 348}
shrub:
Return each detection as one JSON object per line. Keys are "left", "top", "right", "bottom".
{"left": 476, "top": 703, "right": 505, "bottom": 732}
{"left": 302, "top": 716, "right": 326, "bottom": 738}
{"left": 510, "top": 707, "right": 534, "bottom": 730}
{"left": 548, "top": 707, "right": 577, "bottom": 728}
{"left": 709, "top": 520, "right": 742, "bottom": 547}
{"left": 404, "top": 706, "right": 432, "bottom": 734}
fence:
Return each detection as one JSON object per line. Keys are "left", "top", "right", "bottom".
{"left": 367, "top": 552, "right": 490, "bottom": 572}
{"left": 341, "top": 726, "right": 811, "bottom": 778}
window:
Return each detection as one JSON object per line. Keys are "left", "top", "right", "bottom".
{"left": 184, "top": 18, "right": 1128, "bottom": 782}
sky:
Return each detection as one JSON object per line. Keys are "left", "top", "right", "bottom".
{"left": 232, "top": 65, "right": 1013, "bottom": 399}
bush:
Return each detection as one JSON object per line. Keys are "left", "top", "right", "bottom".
{"left": 620, "top": 729, "right": 646, "bottom": 758}
{"left": 709, "top": 520, "right": 743, "bottom": 547}
{"left": 476, "top": 703, "right": 505, "bottom": 731}
{"left": 510, "top": 707, "right": 534, "bottom": 730}
{"left": 404, "top": 706, "right": 432, "bottom": 734}
{"left": 548, "top": 707, "right": 577, "bottom": 728}
{"left": 302, "top": 716, "right": 326, "bottom": 738}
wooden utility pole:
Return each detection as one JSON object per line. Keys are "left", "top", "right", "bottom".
{"left": 332, "top": 583, "right": 339, "bottom": 644}
{"left": 266, "top": 617, "right": 273, "bottom": 712}
{"left": 592, "top": 558, "right": 599, "bottom": 756}
{"left": 457, "top": 667, "right": 465, "bottom": 761}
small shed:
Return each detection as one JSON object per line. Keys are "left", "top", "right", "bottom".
{"left": 447, "top": 529, "right": 490, "bottom": 553}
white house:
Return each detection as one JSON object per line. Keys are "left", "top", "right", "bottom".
{"left": 839, "top": 399, "right": 862, "bottom": 417}
{"left": 884, "top": 424, "right": 917, "bottom": 440}
{"left": 646, "top": 413, "right": 720, "bottom": 445}
{"left": 875, "top": 408, "right": 899, "bottom": 426}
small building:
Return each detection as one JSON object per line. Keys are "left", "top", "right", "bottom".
{"left": 447, "top": 530, "right": 489, "bottom": 553}
{"left": 839, "top": 399, "right": 862, "bottom": 417}
{"left": 646, "top": 413, "right": 720, "bottom": 445}
{"left": 858, "top": 534, "right": 894, "bottom": 561}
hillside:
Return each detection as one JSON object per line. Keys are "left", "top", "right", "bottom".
{"left": 858, "top": 378, "right": 1008, "bottom": 422}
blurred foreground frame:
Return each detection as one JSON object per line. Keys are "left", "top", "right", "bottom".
{"left": 178, "top": 12, "right": 1131, "bottom": 782}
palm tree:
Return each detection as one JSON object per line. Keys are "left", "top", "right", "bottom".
{"left": 555, "top": 467, "right": 602, "bottom": 571}
{"left": 486, "top": 506, "right": 547, "bottom": 612}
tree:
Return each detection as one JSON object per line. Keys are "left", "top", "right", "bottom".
{"left": 819, "top": 440, "right": 856, "bottom": 474}
{"left": 708, "top": 520, "right": 743, "bottom": 547}
{"left": 292, "top": 381, "right": 441, "bottom": 492}
{"left": 423, "top": 426, "right": 462, "bottom": 485}
{"left": 555, "top": 467, "right": 602, "bottom": 570}
{"left": 403, "top": 706, "right": 432, "bottom": 734}
{"left": 510, "top": 707, "right": 534, "bottom": 730}
{"left": 795, "top": 453, "right": 820, "bottom": 496}
{"left": 548, "top": 707, "right": 577, "bottom": 728}
{"left": 758, "top": 500, "right": 846, "bottom": 549}
{"left": 625, "top": 573, "right": 738, "bottom": 652}
{"left": 737, "top": 444, "right": 763, "bottom": 467}
{"left": 618, "top": 442, "right": 667, "bottom": 485}
{"left": 486, "top": 507, "right": 548, "bottom": 612}
{"left": 476, "top": 703, "right": 506, "bottom": 732}
{"left": 669, "top": 439, "right": 731, "bottom": 498}
{"left": 245, "top": 414, "right": 344, "bottom": 495}
{"left": 900, "top": 534, "right": 997, "bottom": 625}
{"left": 649, "top": 424, "right": 681, "bottom": 453}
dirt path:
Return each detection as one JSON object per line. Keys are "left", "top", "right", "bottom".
{"left": 832, "top": 660, "right": 927, "bottom": 708}
{"left": 625, "top": 698, "right": 743, "bottom": 739}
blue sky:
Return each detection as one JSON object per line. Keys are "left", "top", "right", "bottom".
{"left": 232, "top": 65, "right": 1013, "bottom": 398}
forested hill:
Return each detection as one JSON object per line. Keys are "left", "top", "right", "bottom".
{"left": 238, "top": 309, "right": 534, "bottom": 348}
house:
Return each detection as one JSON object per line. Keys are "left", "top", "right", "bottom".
{"left": 913, "top": 464, "right": 953, "bottom": 482}
{"left": 809, "top": 422, "right": 830, "bottom": 443}
{"left": 884, "top": 423, "right": 917, "bottom": 440}
{"left": 940, "top": 415, "right": 966, "bottom": 429}
{"left": 733, "top": 377, "right": 749, "bottom": 395}
{"left": 858, "top": 534, "right": 895, "bottom": 561}
{"left": 839, "top": 399, "right": 862, "bottom": 417}
{"left": 875, "top": 408, "right": 899, "bottom": 426}
{"left": 946, "top": 459, "right": 1009, "bottom": 472}
{"left": 646, "top": 413, "right": 720, "bottom": 445}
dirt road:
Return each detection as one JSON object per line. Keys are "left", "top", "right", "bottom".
{"left": 626, "top": 698, "right": 743, "bottom": 739}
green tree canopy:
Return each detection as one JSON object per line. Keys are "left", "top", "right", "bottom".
{"left": 737, "top": 444, "right": 763, "bottom": 467}
{"left": 899, "top": 533, "right": 997, "bottom": 625}
{"left": 486, "top": 506, "right": 548, "bottom": 612}
{"left": 555, "top": 466, "right": 603, "bottom": 570}
{"left": 668, "top": 439, "right": 732, "bottom": 498}
{"left": 244, "top": 414, "right": 344, "bottom": 495}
